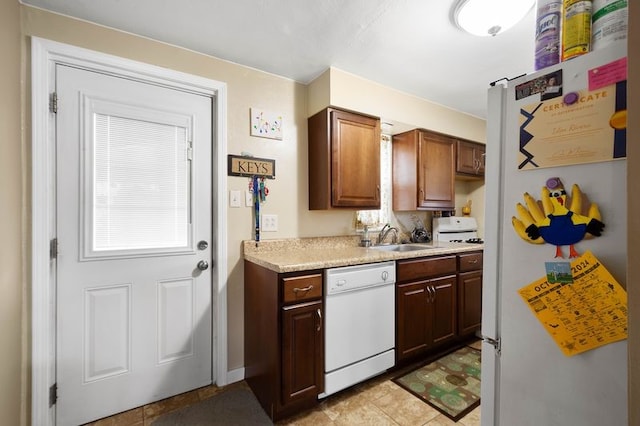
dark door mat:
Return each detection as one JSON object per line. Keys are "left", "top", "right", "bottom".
{"left": 151, "top": 384, "right": 273, "bottom": 425}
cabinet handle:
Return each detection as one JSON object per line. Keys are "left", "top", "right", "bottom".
{"left": 467, "top": 259, "right": 478, "bottom": 264}
{"left": 316, "top": 308, "right": 322, "bottom": 331}
{"left": 426, "top": 285, "right": 434, "bottom": 303}
{"left": 293, "top": 285, "right": 314, "bottom": 293}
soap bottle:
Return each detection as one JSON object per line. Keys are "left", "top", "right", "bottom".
{"left": 561, "top": 0, "right": 593, "bottom": 61}
{"left": 360, "top": 225, "right": 371, "bottom": 247}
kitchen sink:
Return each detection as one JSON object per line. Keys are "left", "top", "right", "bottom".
{"left": 370, "top": 244, "right": 440, "bottom": 252}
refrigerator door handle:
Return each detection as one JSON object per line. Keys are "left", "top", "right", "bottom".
{"left": 481, "top": 335, "right": 501, "bottom": 356}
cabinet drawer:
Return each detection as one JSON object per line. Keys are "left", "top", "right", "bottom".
{"left": 397, "top": 255, "right": 457, "bottom": 282}
{"left": 282, "top": 274, "right": 322, "bottom": 303}
{"left": 459, "top": 252, "right": 483, "bottom": 272}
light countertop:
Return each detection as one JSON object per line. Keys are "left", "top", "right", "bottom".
{"left": 243, "top": 236, "right": 483, "bottom": 273}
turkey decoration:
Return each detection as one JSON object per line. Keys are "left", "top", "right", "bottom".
{"left": 512, "top": 177, "right": 605, "bottom": 258}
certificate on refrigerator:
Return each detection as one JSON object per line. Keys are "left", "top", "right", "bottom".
{"left": 518, "top": 251, "right": 627, "bottom": 357}
{"left": 517, "top": 82, "right": 627, "bottom": 170}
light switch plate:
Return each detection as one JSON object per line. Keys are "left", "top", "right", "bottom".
{"left": 262, "top": 214, "right": 278, "bottom": 232}
{"left": 245, "top": 191, "right": 253, "bottom": 207}
{"left": 229, "top": 190, "right": 241, "bottom": 208}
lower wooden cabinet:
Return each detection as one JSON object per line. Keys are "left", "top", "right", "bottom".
{"left": 396, "top": 281, "right": 430, "bottom": 360}
{"left": 431, "top": 275, "right": 458, "bottom": 344}
{"left": 396, "top": 256, "right": 457, "bottom": 363}
{"left": 244, "top": 261, "right": 323, "bottom": 421}
{"left": 281, "top": 300, "right": 323, "bottom": 405}
{"left": 458, "top": 252, "right": 483, "bottom": 336}
{"left": 396, "top": 252, "right": 484, "bottom": 364}
{"left": 245, "top": 250, "right": 484, "bottom": 419}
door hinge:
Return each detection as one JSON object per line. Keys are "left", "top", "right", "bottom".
{"left": 50, "top": 238, "right": 58, "bottom": 259}
{"left": 49, "top": 383, "right": 57, "bottom": 406}
{"left": 49, "top": 92, "right": 58, "bottom": 113}
{"left": 482, "top": 335, "right": 501, "bottom": 356}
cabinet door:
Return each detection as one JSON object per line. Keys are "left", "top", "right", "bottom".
{"left": 456, "top": 140, "right": 485, "bottom": 177}
{"left": 431, "top": 275, "right": 457, "bottom": 345}
{"left": 418, "top": 131, "right": 455, "bottom": 209}
{"left": 456, "top": 140, "right": 477, "bottom": 175}
{"left": 281, "top": 300, "right": 323, "bottom": 405}
{"left": 476, "top": 144, "right": 486, "bottom": 175}
{"left": 458, "top": 270, "right": 483, "bottom": 336}
{"left": 396, "top": 281, "right": 430, "bottom": 361}
{"left": 331, "top": 110, "right": 380, "bottom": 208}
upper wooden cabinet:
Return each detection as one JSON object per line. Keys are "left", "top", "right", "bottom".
{"left": 456, "top": 140, "right": 485, "bottom": 178}
{"left": 392, "top": 129, "right": 455, "bottom": 211}
{"left": 308, "top": 107, "right": 381, "bottom": 210}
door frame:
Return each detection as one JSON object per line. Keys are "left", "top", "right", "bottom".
{"left": 30, "top": 37, "right": 229, "bottom": 425}
{"left": 479, "top": 84, "right": 507, "bottom": 426}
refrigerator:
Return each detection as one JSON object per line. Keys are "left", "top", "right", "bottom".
{"left": 482, "top": 40, "right": 628, "bottom": 426}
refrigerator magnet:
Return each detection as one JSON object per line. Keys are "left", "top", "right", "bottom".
{"left": 512, "top": 178, "right": 605, "bottom": 258}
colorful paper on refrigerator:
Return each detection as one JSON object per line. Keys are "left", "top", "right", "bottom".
{"left": 518, "top": 80, "right": 627, "bottom": 170}
{"left": 518, "top": 251, "right": 627, "bottom": 356}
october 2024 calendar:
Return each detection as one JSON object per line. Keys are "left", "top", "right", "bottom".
{"left": 518, "top": 251, "right": 627, "bottom": 356}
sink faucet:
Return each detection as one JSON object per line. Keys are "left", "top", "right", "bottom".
{"left": 377, "top": 223, "right": 399, "bottom": 245}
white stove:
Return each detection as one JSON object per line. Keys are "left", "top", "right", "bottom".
{"left": 432, "top": 216, "right": 483, "bottom": 243}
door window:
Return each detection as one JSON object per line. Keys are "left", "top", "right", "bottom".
{"left": 83, "top": 97, "right": 194, "bottom": 259}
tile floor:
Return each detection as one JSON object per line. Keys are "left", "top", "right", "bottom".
{"left": 82, "top": 383, "right": 224, "bottom": 426}
{"left": 277, "top": 367, "right": 480, "bottom": 426}
{"left": 85, "top": 341, "right": 482, "bottom": 426}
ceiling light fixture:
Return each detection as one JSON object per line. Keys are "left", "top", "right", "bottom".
{"left": 453, "top": 0, "right": 535, "bottom": 37}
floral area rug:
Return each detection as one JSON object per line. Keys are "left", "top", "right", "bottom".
{"left": 393, "top": 346, "right": 481, "bottom": 422}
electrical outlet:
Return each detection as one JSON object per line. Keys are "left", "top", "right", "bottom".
{"left": 229, "top": 190, "right": 241, "bottom": 208}
{"left": 262, "top": 214, "right": 278, "bottom": 232}
{"left": 245, "top": 190, "right": 253, "bottom": 207}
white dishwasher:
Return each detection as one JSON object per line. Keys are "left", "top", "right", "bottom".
{"left": 321, "top": 261, "right": 396, "bottom": 398}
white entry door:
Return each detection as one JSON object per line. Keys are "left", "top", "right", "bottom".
{"left": 55, "top": 64, "right": 213, "bottom": 425}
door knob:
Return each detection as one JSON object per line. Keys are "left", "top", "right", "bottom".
{"left": 197, "top": 260, "right": 209, "bottom": 271}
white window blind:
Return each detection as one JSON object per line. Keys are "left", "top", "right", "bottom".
{"left": 93, "top": 113, "right": 190, "bottom": 251}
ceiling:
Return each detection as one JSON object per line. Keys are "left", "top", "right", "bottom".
{"left": 22, "top": 0, "right": 537, "bottom": 119}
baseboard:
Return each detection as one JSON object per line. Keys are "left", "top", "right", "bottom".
{"left": 224, "top": 367, "right": 245, "bottom": 385}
